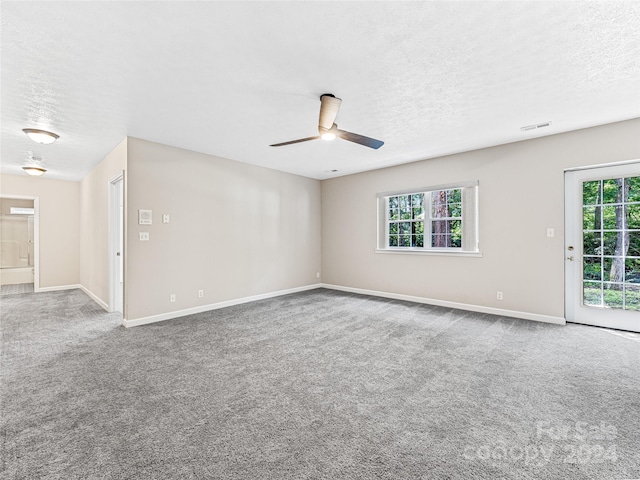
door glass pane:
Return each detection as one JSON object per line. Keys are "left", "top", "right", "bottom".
{"left": 627, "top": 177, "right": 640, "bottom": 202}
{"left": 583, "top": 180, "right": 600, "bottom": 205}
{"left": 625, "top": 258, "right": 640, "bottom": 283}
{"left": 582, "top": 176, "right": 640, "bottom": 311}
{"left": 602, "top": 179, "right": 619, "bottom": 204}
{"left": 627, "top": 204, "right": 640, "bottom": 229}
{"left": 583, "top": 256, "right": 602, "bottom": 281}
{"left": 583, "top": 231, "right": 601, "bottom": 256}
{"left": 602, "top": 231, "right": 618, "bottom": 256}
{"left": 603, "top": 284, "right": 624, "bottom": 309}
{"left": 625, "top": 285, "right": 640, "bottom": 311}
{"left": 583, "top": 206, "right": 600, "bottom": 230}
{"left": 602, "top": 205, "right": 617, "bottom": 229}
{"left": 603, "top": 257, "right": 624, "bottom": 282}
{"left": 583, "top": 281, "right": 602, "bottom": 306}
{"left": 628, "top": 231, "right": 640, "bottom": 257}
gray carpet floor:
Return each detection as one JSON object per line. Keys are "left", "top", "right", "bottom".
{"left": 1, "top": 288, "right": 639, "bottom": 480}
{"left": 0, "top": 283, "right": 34, "bottom": 296}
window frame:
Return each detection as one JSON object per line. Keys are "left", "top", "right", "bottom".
{"left": 376, "top": 181, "right": 481, "bottom": 257}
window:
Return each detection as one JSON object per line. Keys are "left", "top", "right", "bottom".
{"left": 387, "top": 193, "right": 425, "bottom": 247}
{"left": 377, "top": 181, "right": 479, "bottom": 254}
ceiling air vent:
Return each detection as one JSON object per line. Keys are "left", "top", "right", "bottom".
{"left": 521, "top": 121, "right": 552, "bottom": 132}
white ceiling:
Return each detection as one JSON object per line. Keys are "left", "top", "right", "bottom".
{"left": 1, "top": 1, "right": 639, "bottom": 181}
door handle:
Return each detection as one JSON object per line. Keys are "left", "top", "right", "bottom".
{"left": 116, "top": 252, "right": 121, "bottom": 256}
{"left": 567, "top": 256, "right": 574, "bottom": 261}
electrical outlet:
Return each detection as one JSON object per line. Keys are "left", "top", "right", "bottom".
{"left": 497, "top": 291, "right": 503, "bottom": 300}
{"left": 163, "top": 214, "right": 170, "bottom": 224}
{"left": 139, "top": 232, "right": 150, "bottom": 241}
{"left": 316, "top": 272, "right": 320, "bottom": 279}
{"left": 170, "top": 293, "right": 176, "bottom": 303}
{"left": 198, "top": 290, "right": 204, "bottom": 298}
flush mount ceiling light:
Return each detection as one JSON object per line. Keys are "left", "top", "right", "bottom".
{"left": 22, "top": 128, "right": 59, "bottom": 144}
{"left": 22, "top": 166, "right": 47, "bottom": 176}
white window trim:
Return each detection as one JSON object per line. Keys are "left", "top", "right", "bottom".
{"left": 374, "top": 248, "right": 483, "bottom": 257}
{"left": 376, "top": 181, "right": 481, "bottom": 256}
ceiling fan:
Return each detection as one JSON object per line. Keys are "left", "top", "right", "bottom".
{"left": 270, "top": 94, "right": 384, "bottom": 149}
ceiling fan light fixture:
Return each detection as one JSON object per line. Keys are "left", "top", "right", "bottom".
{"left": 22, "top": 166, "right": 47, "bottom": 176}
{"left": 321, "top": 132, "right": 336, "bottom": 141}
{"left": 320, "top": 122, "right": 338, "bottom": 141}
{"left": 22, "top": 128, "right": 59, "bottom": 144}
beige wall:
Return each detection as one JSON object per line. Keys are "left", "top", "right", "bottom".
{"left": 80, "top": 138, "right": 127, "bottom": 307}
{"left": 321, "top": 118, "right": 640, "bottom": 319}
{"left": 126, "top": 138, "right": 322, "bottom": 321}
{"left": 0, "top": 198, "right": 33, "bottom": 214}
{"left": 0, "top": 174, "right": 80, "bottom": 288}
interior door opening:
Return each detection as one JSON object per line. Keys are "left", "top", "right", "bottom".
{"left": 0, "top": 195, "right": 39, "bottom": 293}
{"left": 109, "top": 174, "right": 124, "bottom": 314}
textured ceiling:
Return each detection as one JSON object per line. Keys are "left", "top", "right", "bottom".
{"left": 1, "top": 1, "right": 639, "bottom": 181}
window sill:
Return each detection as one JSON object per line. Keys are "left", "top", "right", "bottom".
{"left": 375, "top": 248, "right": 483, "bottom": 257}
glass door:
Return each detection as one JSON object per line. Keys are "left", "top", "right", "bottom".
{"left": 565, "top": 163, "right": 640, "bottom": 332}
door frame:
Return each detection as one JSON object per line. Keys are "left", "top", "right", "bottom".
{"left": 565, "top": 159, "right": 640, "bottom": 331}
{"left": 108, "top": 172, "right": 124, "bottom": 314}
{"left": 1, "top": 194, "right": 40, "bottom": 291}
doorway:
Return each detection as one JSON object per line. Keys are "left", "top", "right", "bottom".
{"left": 109, "top": 174, "right": 124, "bottom": 314}
{"left": 565, "top": 162, "right": 640, "bottom": 332}
{"left": 0, "top": 195, "right": 39, "bottom": 293}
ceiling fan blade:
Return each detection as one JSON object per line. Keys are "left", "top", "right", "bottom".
{"left": 337, "top": 129, "right": 384, "bottom": 149}
{"left": 318, "top": 94, "right": 342, "bottom": 130}
{"left": 270, "top": 136, "right": 320, "bottom": 147}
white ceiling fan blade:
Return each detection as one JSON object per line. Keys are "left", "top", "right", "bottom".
{"left": 318, "top": 94, "right": 342, "bottom": 130}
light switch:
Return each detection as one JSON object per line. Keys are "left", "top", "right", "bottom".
{"left": 547, "top": 228, "right": 554, "bottom": 238}
{"left": 139, "top": 232, "right": 150, "bottom": 241}
{"left": 162, "top": 214, "right": 170, "bottom": 224}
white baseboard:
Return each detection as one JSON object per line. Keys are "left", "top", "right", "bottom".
{"left": 320, "top": 283, "right": 566, "bottom": 326}
{"left": 123, "top": 283, "right": 322, "bottom": 328}
{"left": 34, "top": 284, "right": 110, "bottom": 312}
{"left": 34, "top": 282, "right": 565, "bottom": 327}
{"left": 37, "top": 284, "right": 81, "bottom": 293}
{"left": 78, "top": 285, "right": 109, "bottom": 312}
